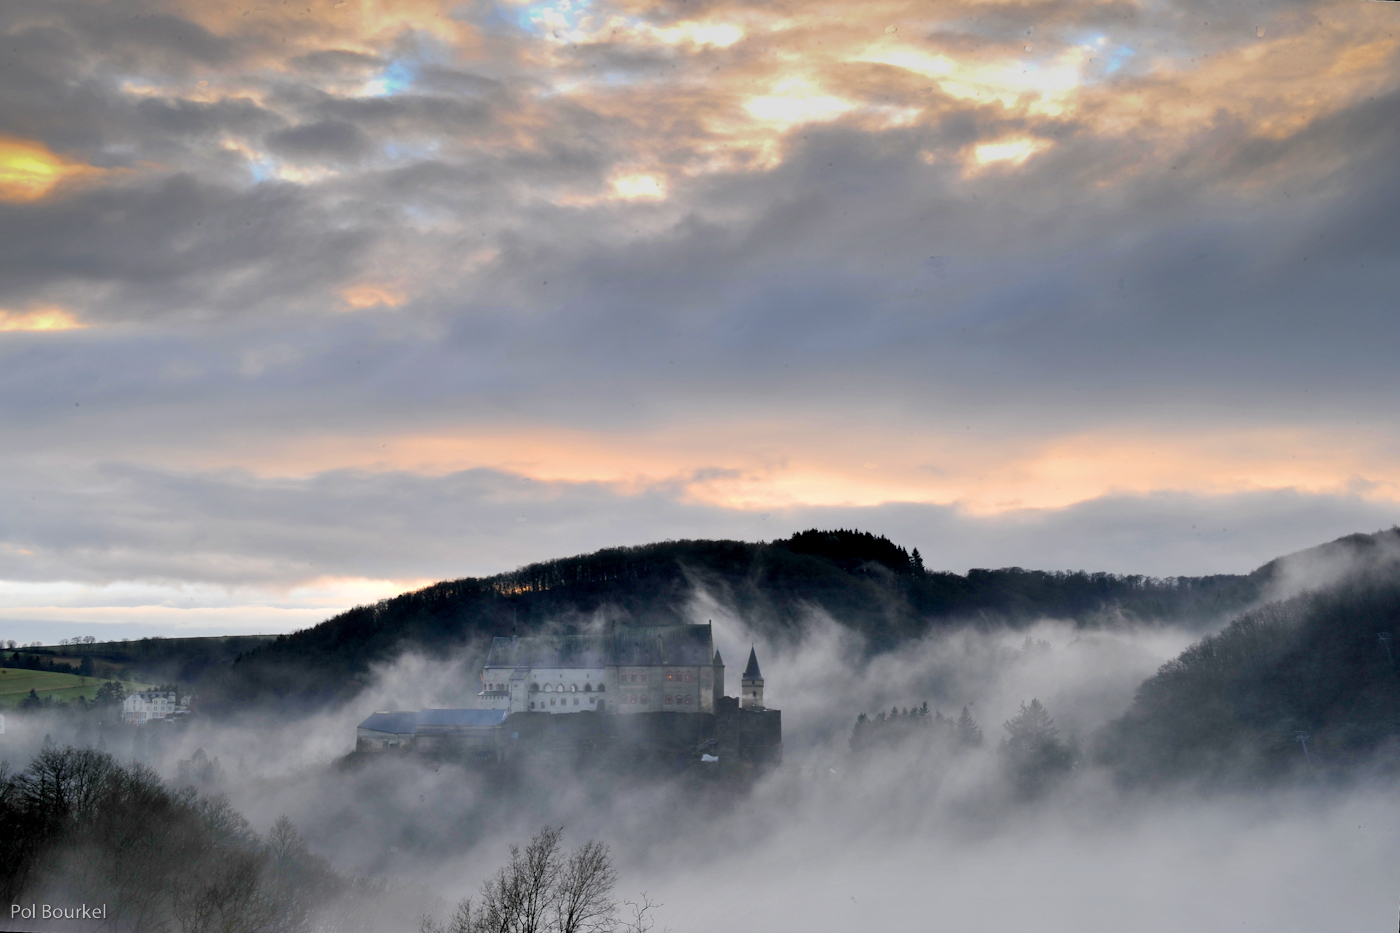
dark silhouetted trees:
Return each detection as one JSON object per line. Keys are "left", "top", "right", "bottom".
{"left": 999, "top": 699, "right": 1075, "bottom": 798}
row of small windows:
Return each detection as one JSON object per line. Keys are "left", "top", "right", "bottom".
{"left": 530, "top": 697, "right": 601, "bottom": 709}
{"left": 621, "top": 694, "right": 695, "bottom": 705}
{"left": 485, "top": 682, "right": 613, "bottom": 694}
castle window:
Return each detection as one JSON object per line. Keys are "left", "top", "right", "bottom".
{"left": 685, "top": 695, "right": 693, "bottom": 705}
{"left": 550, "top": 698, "right": 556, "bottom": 706}
{"left": 531, "top": 683, "right": 539, "bottom": 692}
{"left": 574, "top": 698, "right": 579, "bottom": 705}
{"left": 598, "top": 684, "right": 605, "bottom": 692}
{"left": 569, "top": 684, "right": 576, "bottom": 692}
{"left": 530, "top": 702, "right": 536, "bottom": 709}
{"left": 665, "top": 695, "right": 672, "bottom": 704}
{"left": 584, "top": 683, "right": 592, "bottom": 692}
{"left": 685, "top": 672, "right": 693, "bottom": 683}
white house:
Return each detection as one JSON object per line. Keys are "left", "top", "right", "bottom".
{"left": 122, "top": 691, "right": 182, "bottom": 725}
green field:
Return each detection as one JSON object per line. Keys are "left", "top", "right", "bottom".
{"left": 0, "top": 669, "right": 154, "bottom": 708}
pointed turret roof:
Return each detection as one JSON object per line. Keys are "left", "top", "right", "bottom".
{"left": 713, "top": 648, "right": 724, "bottom": 666}
{"left": 743, "top": 646, "right": 762, "bottom": 680}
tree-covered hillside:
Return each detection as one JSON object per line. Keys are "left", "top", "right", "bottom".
{"left": 199, "top": 530, "right": 1263, "bottom": 717}
{"left": 1100, "top": 529, "right": 1400, "bottom": 784}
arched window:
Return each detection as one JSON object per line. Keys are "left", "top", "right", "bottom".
{"left": 598, "top": 684, "right": 605, "bottom": 692}
{"left": 530, "top": 683, "right": 539, "bottom": 692}
{"left": 584, "top": 683, "right": 593, "bottom": 693}
{"left": 544, "top": 683, "right": 553, "bottom": 693}
{"left": 685, "top": 694, "right": 693, "bottom": 705}
{"left": 569, "top": 684, "right": 577, "bottom": 692}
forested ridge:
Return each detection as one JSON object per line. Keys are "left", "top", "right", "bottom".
{"left": 1099, "top": 555, "right": 1400, "bottom": 783}
{"left": 199, "top": 529, "right": 1267, "bottom": 717}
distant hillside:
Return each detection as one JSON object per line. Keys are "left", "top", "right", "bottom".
{"left": 199, "top": 530, "right": 1263, "bottom": 717}
{"left": 5, "top": 635, "right": 274, "bottom": 687}
{"left": 1100, "top": 528, "right": 1400, "bottom": 783}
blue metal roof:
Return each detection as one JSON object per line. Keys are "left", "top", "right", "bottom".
{"left": 415, "top": 709, "right": 509, "bottom": 728}
{"left": 358, "top": 711, "right": 418, "bottom": 734}
{"left": 358, "top": 709, "right": 509, "bottom": 734}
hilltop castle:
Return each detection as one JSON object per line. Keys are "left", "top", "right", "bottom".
{"left": 475, "top": 622, "right": 762, "bottom": 715}
{"left": 357, "top": 622, "right": 779, "bottom": 766}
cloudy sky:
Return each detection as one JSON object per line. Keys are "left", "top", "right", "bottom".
{"left": 1, "top": 0, "right": 1398, "bottom": 639}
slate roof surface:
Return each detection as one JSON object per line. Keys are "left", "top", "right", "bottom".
{"left": 416, "top": 709, "right": 510, "bottom": 728}
{"left": 483, "top": 624, "right": 715, "bottom": 669}
{"left": 743, "top": 647, "right": 763, "bottom": 680}
{"left": 484, "top": 635, "right": 609, "bottom": 669}
{"left": 358, "top": 709, "right": 510, "bottom": 734}
{"left": 358, "top": 711, "right": 418, "bottom": 734}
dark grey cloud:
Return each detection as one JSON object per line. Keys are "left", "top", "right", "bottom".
{"left": 267, "top": 119, "right": 373, "bottom": 161}
{"left": 0, "top": 0, "right": 1397, "bottom": 631}
{"left": 0, "top": 174, "right": 372, "bottom": 317}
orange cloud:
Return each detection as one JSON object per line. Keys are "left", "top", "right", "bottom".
{"left": 340, "top": 283, "right": 409, "bottom": 309}
{"left": 0, "top": 137, "right": 103, "bottom": 202}
{"left": 156, "top": 419, "right": 1400, "bottom": 518}
{"left": 0, "top": 305, "right": 86, "bottom": 332}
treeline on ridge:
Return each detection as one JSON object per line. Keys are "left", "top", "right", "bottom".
{"left": 1099, "top": 570, "right": 1400, "bottom": 783}
{"left": 199, "top": 530, "right": 1264, "bottom": 717}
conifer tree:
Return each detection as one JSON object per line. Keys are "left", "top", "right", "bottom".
{"left": 955, "top": 705, "right": 983, "bottom": 748}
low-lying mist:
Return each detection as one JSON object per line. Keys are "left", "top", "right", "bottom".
{"left": 4, "top": 591, "right": 1398, "bottom": 931}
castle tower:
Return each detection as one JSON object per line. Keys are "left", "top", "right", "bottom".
{"left": 741, "top": 647, "right": 764, "bottom": 710}
{"left": 712, "top": 648, "right": 725, "bottom": 709}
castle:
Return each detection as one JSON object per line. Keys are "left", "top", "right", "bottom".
{"left": 356, "top": 623, "right": 780, "bottom": 766}
{"left": 475, "top": 622, "right": 763, "bottom": 715}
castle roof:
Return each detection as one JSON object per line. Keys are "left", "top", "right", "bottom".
{"left": 713, "top": 648, "right": 723, "bottom": 667}
{"left": 484, "top": 634, "right": 609, "bottom": 670}
{"left": 358, "top": 709, "right": 509, "bottom": 735}
{"left": 358, "top": 711, "right": 418, "bottom": 735}
{"left": 483, "top": 623, "right": 714, "bottom": 669}
{"left": 743, "top": 647, "right": 763, "bottom": 680}
{"left": 611, "top": 623, "right": 713, "bottom": 666}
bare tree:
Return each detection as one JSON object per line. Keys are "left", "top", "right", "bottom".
{"left": 553, "top": 840, "right": 617, "bottom": 933}
{"left": 426, "top": 828, "right": 660, "bottom": 933}
{"left": 476, "top": 826, "right": 562, "bottom": 933}
{"left": 620, "top": 895, "right": 667, "bottom": 933}
{"left": 422, "top": 898, "right": 475, "bottom": 933}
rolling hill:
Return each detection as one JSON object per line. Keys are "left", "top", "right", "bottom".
{"left": 1099, "top": 528, "right": 1400, "bottom": 783}
{"left": 197, "top": 529, "right": 1266, "bottom": 717}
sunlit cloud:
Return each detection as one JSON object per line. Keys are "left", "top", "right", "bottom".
{"left": 611, "top": 171, "right": 667, "bottom": 201}
{"left": 145, "top": 419, "right": 1400, "bottom": 520}
{"left": 0, "top": 576, "right": 434, "bottom": 635}
{"left": 0, "top": 138, "right": 102, "bottom": 202}
{"left": 340, "top": 283, "right": 410, "bottom": 309}
{"left": 0, "top": 305, "right": 86, "bottom": 332}
{"left": 972, "top": 136, "right": 1050, "bottom": 168}
{"left": 744, "top": 79, "right": 857, "bottom": 128}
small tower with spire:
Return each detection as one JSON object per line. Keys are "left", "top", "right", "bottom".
{"left": 741, "top": 646, "right": 764, "bottom": 710}
{"left": 712, "top": 648, "right": 725, "bottom": 709}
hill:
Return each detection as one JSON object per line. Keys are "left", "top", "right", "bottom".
{"left": 1099, "top": 528, "right": 1400, "bottom": 783}
{"left": 198, "top": 530, "right": 1264, "bottom": 717}
{"left": 0, "top": 669, "right": 154, "bottom": 708}
{"left": 4, "top": 635, "right": 274, "bottom": 687}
